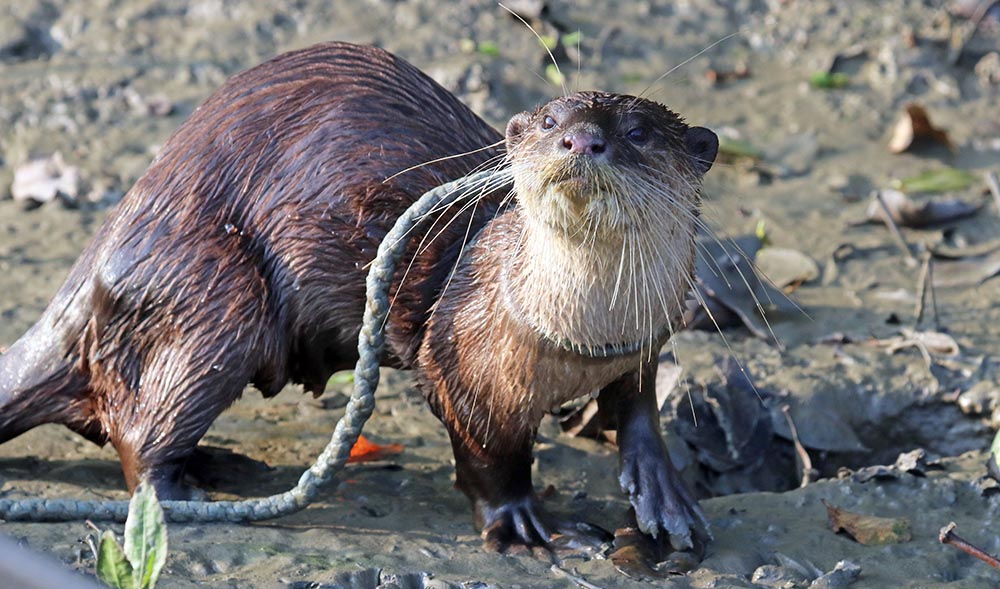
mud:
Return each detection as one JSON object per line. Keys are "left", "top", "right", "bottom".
{"left": 2, "top": 1, "right": 1000, "bottom": 588}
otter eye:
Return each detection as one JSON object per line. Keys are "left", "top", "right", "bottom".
{"left": 627, "top": 127, "right": 648, "bottom": 144}
{"left": 541, "top": 115, "right": 557, "bottom": 130}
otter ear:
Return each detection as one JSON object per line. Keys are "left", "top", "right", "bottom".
{"left": 685, "top": 126, "right": 719, "bottom": 175}
{"left": 505, "top": 111, "right": 533, "bottom": 149}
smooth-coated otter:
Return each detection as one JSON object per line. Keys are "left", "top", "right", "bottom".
{"left": 0, "top": 41, "right": 717, "bottom": 551}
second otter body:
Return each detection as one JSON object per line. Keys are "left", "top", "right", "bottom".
{"left": 0, "top": 42, "right": 717, "bottom": 550}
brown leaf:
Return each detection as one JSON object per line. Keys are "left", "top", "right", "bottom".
{"left": 823, "top": 500, "right": 912, "bottom": 545}
{"left": 888, "top": 103, "right": 955, "bottom": 154}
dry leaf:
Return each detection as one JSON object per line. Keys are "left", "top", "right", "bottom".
{"left": 11, "top": 153, "right": 81, "bottom": 205}
{"left": 882, "top": 328, "right": 960, "bottom": 356}
{"left": 864, "top": 189, "right": 981, "bottom": 228}
{"left": 888, "top": 103, "right": 955, "bottom": 153}
{"left": 823, "top": 500, "right": 912, "bottom": 545}
{"left": 687, "top": 234, "right": 797, "bottom": 347}
{"left": 347, "top": 434, "right": 403, "bottom": 463}
{"left": 673, "top": 358, "right": 774, "bottom": 472}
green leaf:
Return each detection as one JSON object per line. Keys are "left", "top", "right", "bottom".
{"left": 97, "top": 531, "right": 134, "bottom": 589}
{"left": 989, "top": 431, "right": 1000, "bottom": 478}
{"left": 327, "top": 370, "right": 355, "bottom": 386}
{"left": 476, "top": 41, "right": 500, "bottom": 58}
{"left": 561, "top": 31, "right": 582, "bottom": 47}
{"left": 755, "top": 220, "right": 770, "bottom": 246}
{"left": 718, "top": 136, "right": 764, "bottom": 160}
{"left": 539, "top": 34, "right": 558, "bottom": 50}
{"left": 123, "top": 482, "right": 168, "bottom": 589}
{"left": 545, "top": 63, "right": 565, "bottom": 87}
{"left": 809, "top": 72, "right": 850, "bottom": 89}
{"left": 892, "top": 168, "right": 977, "bottom": 194}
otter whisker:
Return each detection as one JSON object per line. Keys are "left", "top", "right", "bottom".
{"left": 498, "top": 2, "right": 568, "bottom": 98}
{"left": 382, "top": 140, "right": 506, "bottom": 183}
{"left": 633, "top": 29, "right": 745, "bottom": 105}
{"left": 385, "top": 164, "right": 513, "bottom": 325}
{"left": 370, "top": 159, "right": 511, "bottom": 272}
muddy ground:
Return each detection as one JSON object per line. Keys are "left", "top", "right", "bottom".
{"left": 2, "top": 1, "right": 1000, "bottom": 587}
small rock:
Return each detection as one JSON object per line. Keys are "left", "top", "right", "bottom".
{"left": 975, "top": 52, "right": 1000, "bottom": 87}
{"left": 751, "top": 564, "right": 810, "bottom": 588}
{"left": 756, "top": 247, "right": 820, "bottom": 288}
{"left": 825, "top": 173, "right": 871, "bottom": 202}
{"left": 809, "top": 560, "right": 861, "bottom": 588}
{"left": 958, "top": 381, "right": 1000, "bottom": 416}
{"left": 850, "top": 464, "right": 898, "bottom": 483}
{"left": 895, "top": 448, "right": 942, "bottom": 475}
{"left": 11, "top": 153, "right": 81, "bottom": 205}
{"left": 973, "top": 474, "right": 1000, "bottom": 497}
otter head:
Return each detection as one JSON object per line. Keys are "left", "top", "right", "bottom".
{"left": 505, "top": 92, "right": 718, "bottom": 242}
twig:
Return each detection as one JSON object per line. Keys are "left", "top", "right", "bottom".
{"left": 939, "top": 522, "right": 1000, "bottom": 570}
{"left": 914, "top": 252, "right": 931, "bottom": 326}
{"left": 927, "top": 255, "right": 941, "bottom": 331}
{"left": 914, "top": 252, "right": 942, "bottom": 330}
{"left": 781, "top": 405, "right": 815, "bottom": 488}
{"left": 875, "top": 190, "right": 918, "bottom": 267}
{"left": 550, "top": 565, "right": 606, "bottom": 589}
{"left": 986, "top": 171, "right": 1000, "bottom": 216}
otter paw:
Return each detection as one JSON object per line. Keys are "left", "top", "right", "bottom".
{"left": 478, "top": 496, "right": 612, "bottom": 557}
{"left": 619, "top": 448, "right": 711, "bottom": 550}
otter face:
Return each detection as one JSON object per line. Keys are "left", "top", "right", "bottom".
{"left": 505, "top": 92, "right": 717, "bottom": 239}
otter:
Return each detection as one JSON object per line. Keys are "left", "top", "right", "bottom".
{"left": 0, "top": 41, "right": 718, "bottom": 551}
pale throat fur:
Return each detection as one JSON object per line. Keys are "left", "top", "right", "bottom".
{"left": 501, "top": 170, "right": 699, "bottom": 353}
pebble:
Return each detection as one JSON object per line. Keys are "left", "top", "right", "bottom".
{"left": 809, "top": 560, "right": 861, "bottom": 588}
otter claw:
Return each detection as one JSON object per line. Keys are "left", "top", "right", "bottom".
{"left": 619, "top": 450, "right": 711, "bottom": 550}
{"left": 479, "top": 497, "right": 612, "bottom": 556}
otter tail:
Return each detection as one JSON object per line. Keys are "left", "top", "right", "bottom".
{"left": 0, "top": 280, "right": 97, "bottom": 444}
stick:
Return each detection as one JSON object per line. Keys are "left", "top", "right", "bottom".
{"left": 986, "top": 171, "right": 1000, "bottom": 216}
{"left": 914, "top": 252, "right": 930, "bottom": 326}
{"left": 781, "top": 405, "right": 815, "bottom": 488}
{"left": 940, "top": 522, "right": 1000, "bottom": 570}
{"left": 927, "top": 255, "right": 941, "bottom": 331}
{"left": 875, "top": 190, "right": 918, "bottom": 267}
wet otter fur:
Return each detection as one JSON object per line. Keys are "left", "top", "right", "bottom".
{"left": 0, "top": 41, "right": 718, "bottom": 551}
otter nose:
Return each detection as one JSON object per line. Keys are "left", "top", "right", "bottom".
{"left": 560, "top": 131, "right": 608, "bottom": 158}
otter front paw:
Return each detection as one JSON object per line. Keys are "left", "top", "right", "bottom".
{"left": 477, "top": 496, "right": 612, "bottom": 556}
{"left": 619, "top": 446, "right": 711, "bottom": 550}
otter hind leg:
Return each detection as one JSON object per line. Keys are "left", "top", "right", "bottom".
{"left": 445, "top": 410, "right": 612, "bottom": 556}
{"left": 597, "top": 361, "right": 711, "bottom": 552}
{"left": 110, "top": 350, "right": 257, "bottom": 500}
{"left": 104, "top": 309, "right": 273, "bottom": 500}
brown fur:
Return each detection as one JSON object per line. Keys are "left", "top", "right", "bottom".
{"left": 0, "top": 42, "right": 505, "bottom": 495}
{"left": 0, "top": 42, "right": 717, "bottom": 550}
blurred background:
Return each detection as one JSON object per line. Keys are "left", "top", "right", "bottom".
{"left": 1, "top": 1, "right": 999, "bottom": 588}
